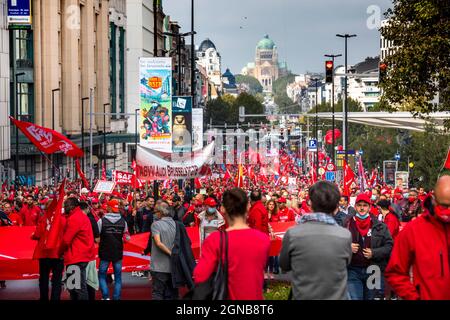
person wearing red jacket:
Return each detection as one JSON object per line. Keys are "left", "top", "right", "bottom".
{"left": 60, "top": 197, "right": 96, "bottom": 300}
{"left": 20, "top": 195, "right": 42, "bottom": 226}
{"left": 277, "top": 197, "right": 295, "bottom": 222}
{"left": 378, "top": 200, "right": 400, "bottom": 241}
{"left": 385, "top": 175, "right": 450, "bottom": 300}
{"left": 248, "top": 190, "right": 269, "bottom": 234}
{"left": 2, "top": 201, "right": 22, "bottom": 226}
{"left": 31, "top": 200, "right": 67, "bottom": 300}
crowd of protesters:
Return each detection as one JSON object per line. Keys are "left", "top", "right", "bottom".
{"left": 0, "top": 173, "right": 449, "bottom": 300}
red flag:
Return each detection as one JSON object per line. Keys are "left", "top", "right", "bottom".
{"left": 324, "top": 129, "right": 342, "bottom": 145}
{"left": 75, "top": 159, "right": 89, "bottom": 189}
{"left": 10, "top": 117, "right": 83, "bottom": 157}
{"left": 194, "top": 178, "right": 202, "bottom": 190}
{"left": 235, "top": 165, "right": 244, "bottom": 188}
{"left": 101, "top": 162, "right": 107, "bottom": 180}
{"left": 444, "top": 146, "right": 450, "bottom": 170}
{"left": 45, "top": 179, "right": 66, "bottom": 249}
{"left": 343, "top": 160, "right": 356, "bottom": 196}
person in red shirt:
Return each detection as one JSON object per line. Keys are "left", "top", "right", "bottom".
{"left": 248, "top": 190, "right": 269, "bottom": 234}
{"left": 378, "top": 200, "right": 400, "bottom": 241}
{"left": 60, "top": 197, "right": 96, "bottom": 300}
{"left": 193, "top": 188, "right": 270, "bottom": 300}
{"left": 20, "top": 195, "right": 42, "bottom": 226}
{"left": 385, "top": 175, "right": 450, "bottom": 300}
{"left": 2, "top": 201, "right": 22, "bottom": 226}
{"left": 417, "top": 187, "right": 427, "bottom": 203}
{"left": 277, "top": 197, "right": 295, "bottom": 222}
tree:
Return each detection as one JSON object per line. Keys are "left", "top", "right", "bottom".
{"left": 380, "top": 0, "right": 450, "bottom": 126}
{"left": 235, "top": 74, "right": 263, "bottom": 94}
{"left": 234, "top": 92, "right": 266, "bottom": 124}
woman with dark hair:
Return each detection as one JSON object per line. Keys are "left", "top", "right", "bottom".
{"left": 193, "top": 188, "right": 270, "bottom": 300}
{"left": 266, "top": 200, "right": 279, "bottom": 278}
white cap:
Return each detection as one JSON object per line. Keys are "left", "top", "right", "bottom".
{"left": 81, "top": 188, "right": 89, "bottom": 194}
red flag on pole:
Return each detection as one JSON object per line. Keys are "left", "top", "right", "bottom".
{"left": 10, "top": 117, "right": 83, "bottom": 158}
{"left": 444, "top": 146, "right": 450, "bottom": 170}
{"left": 343, "top": 160, "right": 356, "bottom": 196}
{"left": 45, "top": 179, "right": 66, "bottom": 249}
{"left": 75, "top": 159, "right": 89, "bottom": 189}
{"left": 235, "top": 165, "right": 244, "bottom": 188}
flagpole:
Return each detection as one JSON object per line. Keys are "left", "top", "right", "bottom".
{"left": 39, "top": 151, "right": 62, "bottom": 179}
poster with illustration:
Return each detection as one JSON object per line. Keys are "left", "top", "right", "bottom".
{"left": 172, "top": 96, "right": 192, "bottom": 153}
{"left": 139, "top": 57, "right": 172, "bottom": 152}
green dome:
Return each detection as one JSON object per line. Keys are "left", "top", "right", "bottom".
{"left": 257, "top": 34, "right": 275, "bottom": 50}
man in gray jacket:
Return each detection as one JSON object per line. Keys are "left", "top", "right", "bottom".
{"left": 280, "top": 181, "right": 352, "bottom": 300}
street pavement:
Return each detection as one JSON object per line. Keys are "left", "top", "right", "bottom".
{"left": 0, "top": 272, "right": 292, "bottom": 300}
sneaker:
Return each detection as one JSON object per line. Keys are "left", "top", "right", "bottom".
{"left": 101, "top": 298, "right": 110, "bottom": 300}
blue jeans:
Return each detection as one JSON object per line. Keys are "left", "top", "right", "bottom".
{"left": 98, "top": 260, "right": 123, "bottom": 300}
{"left": 347, "top": 266, "right": 376, "bottom": 300}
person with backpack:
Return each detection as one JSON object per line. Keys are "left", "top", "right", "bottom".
{"left": 97, "top": 199, "right": 131, "bottom": 300}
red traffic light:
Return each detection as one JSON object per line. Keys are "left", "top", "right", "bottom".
{"left": 326, "top": 61, "right": 333, "bottom": 70}
{"left": 379, "top": 62, "right": 387, "bottom": 71}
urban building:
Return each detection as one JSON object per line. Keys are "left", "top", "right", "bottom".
{"left": 241, "top": 34, "right": 289, "bottom": 93}
{"left": 196, "top": 38, "right": 222, "bottom": 92}
{"left": 0, "top": 0, "right": 10, "bottom": 181}
{"left": 380, "top": 19, "right": 397, "bottom": 61}
{"left": 222, "top": 68, "right": 238, "bottom": 96}
{"left": 347, "top": 57, "right": 380, "bottom": 110}
{"left": 4, "top": 0, "right": 131, "bottom": 186}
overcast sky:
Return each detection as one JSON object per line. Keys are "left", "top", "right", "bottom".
{"left": 163, "top": 0, "right": 393, "bottom": 75}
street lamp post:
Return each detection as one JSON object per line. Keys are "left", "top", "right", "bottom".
{"left": 14, "top": 72, "right": 25, "bottom": 185}
{"left": 81, "top": 97, "right": 89, "bottom": 174}
{"left": 311, "top": 78, "right": 320, "bottom": 179}
{"left": 135, "top": 108, "right": 140, "bottom": 159}
{"left": 324, "top": 53, "right": 342, "bottom": 164}
{"left": 103, "top": 103, "right": 110, "bottom": 171}
{"left": 191, "top": 0, "right": 195, "bottom": 107}
{"left": 336, "top": 34, "right": 356, "bottom": 164}
{"left": 52, "top": 88, "right": 60, "bottom": 182}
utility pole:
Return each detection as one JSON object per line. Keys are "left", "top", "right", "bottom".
{"left": 103, "top": 103, "right": 110, "bottom": 172}
{"left": 191, "top": 0, "right": 195, "bottom": 107}
{"left": 89, "top": 88, "right": 94, "bottom": 185}
{"left": 324, "top": 53, "right": 341, "bottom": 164}
{"left": 336, "top": 34, "right": 356, "bottom": 164}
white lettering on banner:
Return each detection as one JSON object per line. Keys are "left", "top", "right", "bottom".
{"left": 59, "top": 141, "right": 73, "bottom": 154}
{"left": 26, "top": 125, "right": 53, "bottom": 147}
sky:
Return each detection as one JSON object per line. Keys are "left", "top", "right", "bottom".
{"left": 163, "top": 0, "right": 393, "bottom": 75}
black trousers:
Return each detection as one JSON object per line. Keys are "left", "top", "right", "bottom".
{"left": 151, "top": 271, "right": 178, "bottom": 300}
{"left": 66, "top": 262, "right": 88, "bottom": 301}
{"left": 39, "top": 258, "right": 64, "bottom": 301}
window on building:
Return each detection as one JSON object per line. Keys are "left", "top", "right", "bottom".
{"left": 119, "top": 27, "right": 125, "bottom": 117}
{"left": 12, "top": 29, "right": 33, "bottom": 68}
{"left": 110, "top": 22, "right": 117, "bottom": 119}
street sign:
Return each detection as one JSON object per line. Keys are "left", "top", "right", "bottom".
{"left": 308, "top": 139, "right": 317, "bottom": 151}
{"left": 326, "top": 163, "right": 336, "bottom": 171}
{"left": 395, "top": 153, "right": 401, "bottom": 161}
{"left": 326, "top": 171, "right": 336, "bottom": 182}
{"left": 318, "top": 167, "right": 326, "bottom": 176}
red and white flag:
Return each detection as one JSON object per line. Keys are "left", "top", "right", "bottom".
{"left": 443, "top": 146, "right": 450, "bottom": 170}
{"left": 343, "top": 160, "right": 356, "bottom": 196}
{"left": 10, "top": 117, "right": 83, "bottom": 158}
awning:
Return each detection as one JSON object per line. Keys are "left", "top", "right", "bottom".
{"left": 305, "top": 112, "right": 450, "bottom": 132}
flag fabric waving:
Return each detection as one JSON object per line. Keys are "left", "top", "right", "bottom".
{"left": 10, "top": 117, "right": 83, "bottom": 158}
{"left": 45, "top": 179, "right": 66, "bottom": 249}
{"left": 75, "top": 159, "right": 89, "bottom": 189}
{"left": 343, "top": 160, "right": 356, "bottom": 196}
{"left": 443, "top": 146, "right": 450, "bottom": 170}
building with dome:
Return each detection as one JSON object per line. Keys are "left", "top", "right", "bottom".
{"left": 241, "top": 35, "right": 289, "bottom": 92}
{"left": 197, "top": 38, "right": 222, "bottom": 93}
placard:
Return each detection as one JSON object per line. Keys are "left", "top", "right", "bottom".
{"left": 93, "top": 180, "right": 116, "bottom": 194}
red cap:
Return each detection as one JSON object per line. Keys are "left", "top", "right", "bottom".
{"left": 355, "top": 193, "right": 371, "bottom": 205}
{"left": 91, "top": 198, "right": 99, "bottom": 204}
{"left": 39, "top": 198, "right": 49, "bottom": 204}
{"left": 277, "top": 197, "right": 287, "bottom": 203}
{"left": 204, "top": 197, "right": 217, "bottom": 207}
{"left": 107, "top": 199, "right": 120, "bottom": 213}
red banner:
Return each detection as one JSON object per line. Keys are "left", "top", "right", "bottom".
{"left": 0, "top": 222, "right": 296, "bottom": 280}
{"left": 113, "top": 170, "right": 135, "bottom": 185}
{"left": 10, "top": 117, "right": 83, "bottom": 158}
{"left": 75, "top": 159, "right": 89, "bottom": 189}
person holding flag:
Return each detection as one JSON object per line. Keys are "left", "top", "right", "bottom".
{"left": 31, "top": 180, "right": 67, "bottom": 300}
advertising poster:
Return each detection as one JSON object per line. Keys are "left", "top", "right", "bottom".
{"left": 383, "top": 160, "right": 398, "bottom": 186}
{"left": 192, "top": 108, "right": 204, "bottom": 152}
{"left": 139, "top": 57, "right": 172, "bottom": 152}
{"left": 395, "top": 171, "right": 409, "bottom": 189}
{"left": 172, "top": 96, "right": 192, "bottom": 153}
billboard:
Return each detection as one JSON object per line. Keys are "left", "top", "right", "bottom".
{"left": 172, "top": 96, "right": 192, "bottom": 153}
{"left": 395, "top": 171, "right": 409, "bottom": 189}
{"left": 7, "top": 0, "right": 32, "bottom": 25}
{"left": 383, "top": 160, "right": 398, "bottom": 186}
{"left": 139, "top": 57, "right": 172, "bottom": 152}
{"left": 192, "top": 108, "right": 204, "bottom": 152}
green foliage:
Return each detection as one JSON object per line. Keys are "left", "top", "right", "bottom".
{"left": 204, "top": 92, "right": 266, "bottom": 126}
{"left": 264, "top": 281, "right": 291, "bottom": 300}
{"left": 235, "top": 74, "right": 263, "bottom": 94}
{"left": 273, "top": 73, "right": 297, "bottom": 112}
{"left": 379, "top": 0, "right": 450, "bottom": 122}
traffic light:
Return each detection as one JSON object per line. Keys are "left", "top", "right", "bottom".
{"left": 379, "top": 62, "right": 387, "bottom": 84}
{"left": 325, "top": 60, "right": 333, "bottom": 83}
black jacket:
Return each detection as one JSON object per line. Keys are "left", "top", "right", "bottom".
{"left": 334, "top": 211, "right": 348, "bottom": 227}
{"left": 344, "top": 214, "right": 393, "bottom": 271}
{"left": 171, "top": 221, "right": 196, "bottom": 289}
